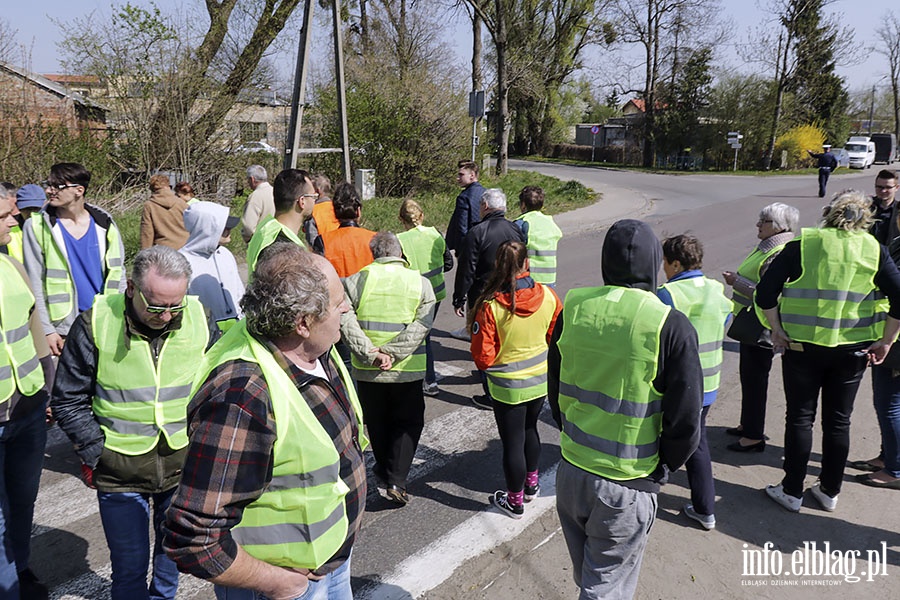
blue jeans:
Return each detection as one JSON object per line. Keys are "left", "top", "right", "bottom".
{"left": 97, "top": 489, "right": 179, "bottom": 600}
{"left": 214, "top": 555, "right": 352, "bottom": 600}
{"left": 0, "top": 408, "right": 46, "bottom": 598}
{"left": 871, "top": 366, "right": 900, "bottom": 477}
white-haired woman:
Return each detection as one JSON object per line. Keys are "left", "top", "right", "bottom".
{"left": 722, "top": 202, "right": 799, "bottom": 453}
{"left": 757, "top": 190, "right": 900, "bottom": 512}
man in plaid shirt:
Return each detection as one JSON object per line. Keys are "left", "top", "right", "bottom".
{"left": 163, "top": 243, "right": 367, "bottom": 600}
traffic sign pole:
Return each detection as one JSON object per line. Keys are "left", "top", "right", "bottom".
{"left": 590, "top": 125, "right": 600, "bottom": 162}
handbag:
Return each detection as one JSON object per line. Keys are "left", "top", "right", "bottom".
{"left": 726, "top": 307, "right": 773, "bottom": 349}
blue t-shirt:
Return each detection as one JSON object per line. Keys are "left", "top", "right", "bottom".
{"left": 59, "top": 216, "right": 104, "bottom": 312}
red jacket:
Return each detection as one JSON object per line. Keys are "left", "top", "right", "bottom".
{"left": 470, "top": 274, "right": 561, "bottom": 371}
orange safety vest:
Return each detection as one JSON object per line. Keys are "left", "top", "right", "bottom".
{"left": 320, "top": 226, "right": 376, "bottom": 278}
{"left": 313, "top": 201, "right": 340, "bottom": 236}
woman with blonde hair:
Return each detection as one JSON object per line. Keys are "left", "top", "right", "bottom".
{"left": 397, "top": 199, "right": 453, "bottom": 396}
{"left": 756, "top": 189, "right": 900, "bottom": 512}
{"left": 469, "top": 241, "right": 561, "bottom": 518}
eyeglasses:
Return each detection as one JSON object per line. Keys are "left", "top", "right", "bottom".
{"left": 42, "top": 181, "right": 80, "bottom": 191}
{"left": 875, "top": 185, "right": 897, "bottom": 191}
{"left": 300, "top": 194, "right": 318, "bottom": 200}
{"left": 757, "top": 219, "right": 774, "bottom": 224}
{"left": 137, "top": 288, "right": 187, "bottom": 314}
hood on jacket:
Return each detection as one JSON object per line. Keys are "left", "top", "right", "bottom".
{"left": 148, "top": 187, "right": 183, "bottom": 209}
{"left": 182, "top": 201, "right": 229, "bottom": 257}
{"left": 601, "top": 219, "right": 661, "bottom": 292}
{"left": 491, "top": 274, "right": 545, "bottom": 316}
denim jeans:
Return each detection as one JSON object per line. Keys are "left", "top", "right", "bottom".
{"left": 96, "top": 489, "right": 179, "bottom": 600}
{"left": 0, "top": 408, "right": 47, "bottom": 598}
{"left": 214, "top": 555, "right": 352, "bottom": 600}
{"left": 871, "top": 366, "right": 900, "bottom": 477}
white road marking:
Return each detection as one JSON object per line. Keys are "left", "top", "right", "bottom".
{"left": 355, "top": 463, "right": 559, "bottom": 600}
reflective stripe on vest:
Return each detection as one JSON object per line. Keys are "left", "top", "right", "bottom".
{"left": 660, "top": 276, "right": 731, "bottom": 394}
{"left": 520, "top": 212, "right": 562, "bottom": 284}
{"left": 557, "top": 286, "right": 668, "bottom": 480}
{"left": 483, "top": 286, "right": 558, "bottom": 404}
{"left": 28, "top": 212, "right": 125, "bottom": 323}
{"left": 732, "top": 244, "right": 785, "bottom": 315}
{"left": 0, "top": 255, "right": 45, "bottom": 403}
{"left": 320, "top": 227, "right": 375, "bottom": 278}
{"left": 351, "top": 262, "right": 426, "bottom": 374}
{"left": 778, "top": 228, "right": 884, "bottom": 346}
{"left": 246, "top": 216, "right": 306, "bottom": 276}
{"left": 91, "top": 294, "right": 208, "bottom": 455}
{"left": 193, "top": 321, "right": 366, "bottom": 569}
{"left": 397, "top": 226, "right": 447, "bottom": 301}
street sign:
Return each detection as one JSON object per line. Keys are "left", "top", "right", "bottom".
{"left": 727, "top": 131, "right": 744, "bottom": 138}
{"left": 590, "top": 125, "right": 600, "bottom": 135}
{"left": 468, "top": 91, "right": 485, "bottom": 118}
{"left": 730, "top": 143, "right": 742, "bottom": 149}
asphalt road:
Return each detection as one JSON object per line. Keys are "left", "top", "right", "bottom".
{"left": 32, "top": 162, "right": 900, "bottom": 599}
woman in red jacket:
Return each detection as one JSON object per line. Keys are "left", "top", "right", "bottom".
{"left": 469, "top": 241, "right": 562, "bottom": 519}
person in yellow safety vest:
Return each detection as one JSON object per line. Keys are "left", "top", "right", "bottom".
{"left": 513, "top": 186, "right": 563, "bottom": 286}
{"left": 51, "top": 246, "right": 211, "bottom": 600}
{"left": 22, "top": 163, "right": 126, "bottom": 358}
{"left": 549, "top": 219, "right": 702, "bottom": 600}
{"left": 7, "top": 184, "right": 47, "bottom": 264}
{"left": 722, "top": 202, "right": 798, "bottom": 453}
{"left": 340, "top": 232, "right": 435, "bottom": 506}
{"left": 469, "top": 241, "right": 561, "bottom": 519}
{"left": 0, "top": 193, "right": 55, "bottom": 599}
{"left": 397, "top": 199, "right": 454, "bottom": 397}
{"left": 757, "top": 190, "right": 900, "bottom": 513}
{"left": 245, "top": 168, "right": 317, "bottom": 275}
{"left": 162, "top": 243, "right": 367, "bottom": 600}
{"left": 657, "top": 234, "right": 732, "bottom": 531}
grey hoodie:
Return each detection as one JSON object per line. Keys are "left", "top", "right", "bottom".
{"left": 180, "top": 202, "right": 245, "bottom": 329}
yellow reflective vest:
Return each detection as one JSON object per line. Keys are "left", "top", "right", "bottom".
{"left": 397, "top": 226, "right": 447, "bottom": 302}
{"left": 246, "top": 216, "right": 306, "bottom": 276}
{"left": 557, "top": 286, "right": 669, "bottom": 480}
{"left": 91, "top": 294, "right": 208, "bottom": 455}
{"left": 0, "top": 255, "right": 45, "bottom": 404}
{"left": 5, "top": 225, "right": 23, "bottom": 263}
{"left": 519, "top": 211, "right": 562, "bottom": 284}
{"left": 195, "top": 322, "right": 366, "bottom": 569}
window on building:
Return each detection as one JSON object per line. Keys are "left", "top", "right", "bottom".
{"left": 240, "top": 121, "right": 267, "bottom": 142}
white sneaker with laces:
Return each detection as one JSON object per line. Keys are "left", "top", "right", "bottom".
{"left": 809, "top": 483, "right": 838, "bottom": 512}
{"left": 683, "top": 504, "right": 716, "bottom": 530}
{"left": 765, "top": 484, "right": 802, "bottom": 512}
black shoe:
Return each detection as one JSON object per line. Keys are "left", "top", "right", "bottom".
{"left": 725, "top": 426, "right": 743, "bottom": 436}
{"left": 471, "top": 395, "right": 492, "bottom": 410}
{"left": 524, "top": 483, "right": 540, "bottom": 502}
{"left": 18, "top": 569, "right": 48, "bottom": 600}
{"left": 726, "top": 439, "right": 766, "bottom": 453}
{"left": 372, "top": 464, "right": 387, "bottom": 486}
{"left": 385, "top": 484, "right": 410, "bottom": 505}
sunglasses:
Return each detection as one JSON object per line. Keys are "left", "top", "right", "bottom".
{"left": 137, "top": 288, "right": 187, "bottom": 314}
{"left": 42, "top": 181, "right": 81, "bottom": 191}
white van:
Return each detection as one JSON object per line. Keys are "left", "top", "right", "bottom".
{"left": 845, "top": 136, "right": 876, "bottom": 169}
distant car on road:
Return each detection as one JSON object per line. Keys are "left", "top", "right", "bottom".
{"left": 831, "top": 147, "right": 850, "bottom": 168}
{"left": 234, "top": 141, "right": 278, "bottom": 154}
{"left": 845, "top": 137, "right": 875, "bottom": 169}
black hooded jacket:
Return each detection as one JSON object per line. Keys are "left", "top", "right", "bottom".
{"left": 548, "top": 219, "right": 703, "bottom": 493}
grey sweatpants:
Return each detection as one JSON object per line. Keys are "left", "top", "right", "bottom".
{"left": 556, "top": 460, "right": 658, "bottom": 600}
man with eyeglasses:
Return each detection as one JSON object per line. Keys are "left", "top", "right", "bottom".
{"left": 51, "top": 246, "right": 210, "bottom": 600}
{"left": 868, "top": 169, "right": 900, "bottom": 244}
{"left": 22, "top": 163, "right": 126, "bottom": 357}
{"left": 245, "top": 168, "right": 317, "bottom": 275}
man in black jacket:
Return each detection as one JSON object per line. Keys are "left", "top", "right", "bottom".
{"left": 445, "top": 160, "right": 486, "bottom": 255}
{"left": 452, "top": 188, "right": 525, "bottom": 316}
{"left": 548, "top": 219, "right": 702, "bottom": 600}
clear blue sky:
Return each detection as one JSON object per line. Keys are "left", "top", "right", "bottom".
{"left": 5, "top": 0, "right": 896, "bottom": 93}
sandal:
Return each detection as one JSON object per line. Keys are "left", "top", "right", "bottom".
{"left": 855, "top": 473, "right": 900, "bottom": 489}
{"left": 847, "top": 459, "right": 881, "bottom": 472}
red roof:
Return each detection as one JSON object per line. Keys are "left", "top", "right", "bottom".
{"left": 43, "top": 74, "right": 101, "bottom": 85}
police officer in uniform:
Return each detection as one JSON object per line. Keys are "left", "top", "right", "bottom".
{"left": 807, "top": 143, "right": 839, "bottom": 198}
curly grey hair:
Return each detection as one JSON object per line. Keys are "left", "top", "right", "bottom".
{"left": 241, "top": 242, "right": 330, "bottom": 338}
{"left": 132, "top": 245, "right": 191, "bottom": 289}
{"left": 246, "top": 165, "right": 268, "bottom": 182}
{"left": 821, "top": 189, "right": 874, "bottom": 231}
{"left": 759, "top": 202, "right": 800, "bottom": 234}
{"left": 370, "top": 231, "right": 402, "bottom": 259}
{"left": 481, "top": 188, "right": 507, "bottom": 212}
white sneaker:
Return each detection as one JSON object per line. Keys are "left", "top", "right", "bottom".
{"left": 422, "top": 381, "right": 440, "bottom": 396}
{"left": 683, "top": 504, "right": 716, "bottom": 530}
{"left": 449, "top": 327, "right": 471, "bottom": 341}
{"left": 809, "top": 483, "right": 838, "bottom": 512}
{"left": 765, "top": 484, "right": 802, "bottom": 512}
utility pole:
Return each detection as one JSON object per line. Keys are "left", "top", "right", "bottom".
{"left": 283, "top": 0, "right": 351, "bottom": 181}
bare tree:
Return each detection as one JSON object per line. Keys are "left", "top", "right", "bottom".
{"left": 876, "top": 11, "right": 900, "bottom": 142}
{"left": 612, "top": 0, "right": 721, "bottom": 167}
{"left": 0, "top": 18, "right": 18, "bottom": 63}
